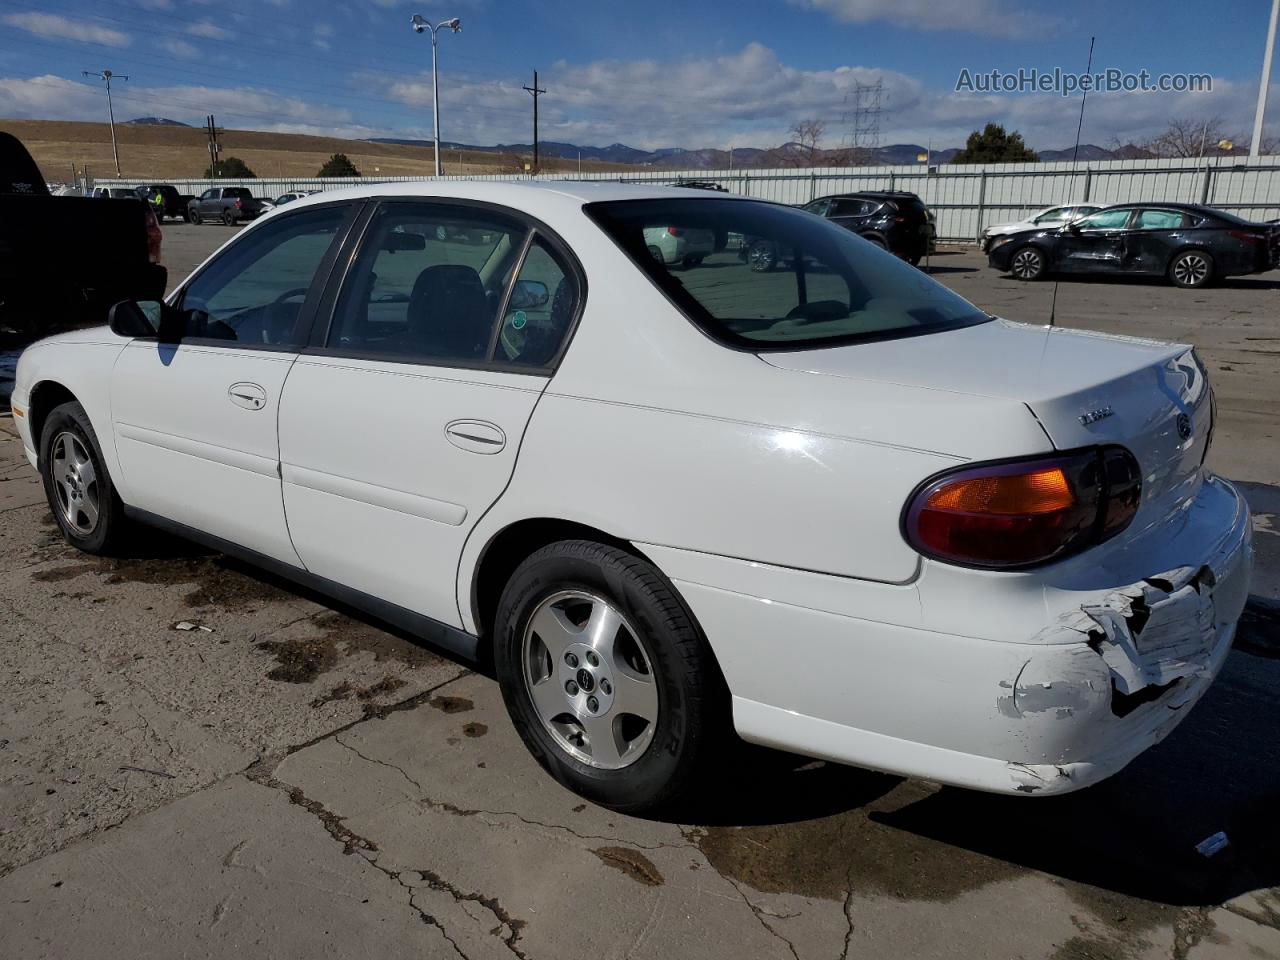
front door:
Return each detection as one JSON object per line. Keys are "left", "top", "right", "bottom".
{"left": 1054, "top": 207, "right": 1134, "bottom": 273}
{"left": 277, "top": 199, "right": 581, "bottom": 625}
{"left": 110, "top": 202, "right": 358, "bottom": 565}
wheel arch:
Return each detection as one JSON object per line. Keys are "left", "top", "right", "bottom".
{"left": 26, "top": 379, "right": 80, "bottom": 458}
{"left": 468, "top": 516, "right": 659, "bottom": 647}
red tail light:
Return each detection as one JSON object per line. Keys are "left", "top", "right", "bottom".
{"left": 235, "top": 199, "right": 243, "bottom": 209}
{"left": 1228, "top": 230, "right": 1263, "bottom": 243}
{"left": 143, "top": 204, "right": 162, "bottom": 264}
{"left": 902, "top": 447, "right": 1141, "bottom": 569}
{"left": 666, "top": 226, "right": 681, "bottom": 236}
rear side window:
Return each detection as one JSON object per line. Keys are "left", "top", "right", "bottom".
{"left": 1134, "top": 209, "right": 1190, "bottom": 230}
{"left": 226, "top": 188, "right": 253, "bottom": 200}
{"left": 327, "top": 202, "right": 530, "bottom": 364}
{"left": 587, "top": 198, "right": 988, "bottom": 350}
{"left": 496, "top": 237, "right": 579, "bottom": 367}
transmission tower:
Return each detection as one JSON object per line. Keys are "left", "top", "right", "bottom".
{"left": 840, "top": 79, "right": 884, "bottom": 165}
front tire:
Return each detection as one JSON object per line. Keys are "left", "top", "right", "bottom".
{"left": 494, "top": 540, "right": 726, "bottom": 813}
{"left": 1010, "top": 245, "right": 1047, "bottom": 281}
{"left": 39, "top": 401, "right": 137, "bottom": 555}
{"left": 1169, "top": 250, "right": 1213, "bottom": 288}
{"left": 190, "top": 209, "right": 202, "bottom": 225}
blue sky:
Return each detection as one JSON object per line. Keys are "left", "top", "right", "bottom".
{"left": 0, "top": 0, "right": 1276, "bottom": 151}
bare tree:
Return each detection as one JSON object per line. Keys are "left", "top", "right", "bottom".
{"left": 1142, "top": 117, "right": 1230, "bottom": 158}
{"left": 788, "top": 118, "right": 826, "bottom": 166}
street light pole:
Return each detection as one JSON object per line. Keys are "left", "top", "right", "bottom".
{"left": 1250, "top": 0, "right": 1279, "bottom": 158}
{"left": 83, "top": 69, "right": 128, "bottom": 176}
{"left": 411, "top": 15, "right": 461, "bottom": 177}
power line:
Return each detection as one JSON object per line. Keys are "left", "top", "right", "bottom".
{"left": 523, "top": 70, "right": 546, "bottom": 170}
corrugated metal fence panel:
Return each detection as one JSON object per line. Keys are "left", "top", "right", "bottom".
{"left": 94, "top": 155, "right": 1280, "bottom": 242}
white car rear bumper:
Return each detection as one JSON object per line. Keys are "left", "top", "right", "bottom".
{"left": 642, "top": 475, "right": 1252, "bottom": 796}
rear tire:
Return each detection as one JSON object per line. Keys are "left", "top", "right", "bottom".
{"left": 222, "top": 210, "right": 236, "bottom": 226}
{"left": 1010, "top": 245, "right": 1047, "bottom": 281}
{"left": 39, "top": 401, "right": 138, "bottom": 556}
{"left": 1169, "top": 250, "right": 1213, "bottom": 288}
{"left": 494, "top": 540, "right": 726, "bottom": 813}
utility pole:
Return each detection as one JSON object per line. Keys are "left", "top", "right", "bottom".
{"left": 205, "top": 115, "right": 222, "bottom": 177}
{"left": 83, "top": 69, "right": 127, "bottom": 175}
{"left": 1251, "top": 0, "right": 1279, "bottom": 158}
{"left": 523, "top": 70, "right": 546, "bottom": 172}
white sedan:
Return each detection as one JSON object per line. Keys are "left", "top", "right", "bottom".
{"left": 11, "top": 181, "right": 1251, "bottom": 811}
{"left": 982, "top": 202, "right": 1102, "bottom": 252}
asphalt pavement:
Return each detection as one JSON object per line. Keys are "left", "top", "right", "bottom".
{"left": 1, "top": 226, "right": 1278, "bottom": 959}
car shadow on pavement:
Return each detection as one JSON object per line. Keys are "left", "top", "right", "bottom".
{"left": 921, "top": 265, "right": 978, "bottom": 275}
{"left": 867, "top": 647, "right": 1280, "bottom": 908}
{"left": 1027, "top": 273, "right": 1280, "bottom": 291}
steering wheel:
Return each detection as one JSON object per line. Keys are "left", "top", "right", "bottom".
{"left": 272, "top": 287, "right": 309, "bottom": 304}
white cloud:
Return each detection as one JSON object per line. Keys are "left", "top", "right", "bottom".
{"left": 156, "top": 38, "right": 198, "bottom": 59}
{"left": 186, "top": 20, "right": 230, "bottom": 39}
{"left": 2, "top": 12, "right": 131, "bottom": 47}
{"left": 789, "top": 0, "right": 1053, "bottom": 39}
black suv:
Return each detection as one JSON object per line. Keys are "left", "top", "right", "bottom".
{"left": 800, "top": 191, "right": 932, "bottom": 265}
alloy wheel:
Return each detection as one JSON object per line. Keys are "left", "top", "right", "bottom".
{"left": 1012, "top": 248, "right": 1043, "bottom": 280}
{"left": 521, "top": 590, "right": 658, "bottom": 770}
{"left": 1173, "top": 253, "right": 1209, "bottom": 286}
{"left": 748, "top": 242, "right": 775, "bottom": 271}
{"left": 50, "top": 431, "right": 100, "bottom": 535}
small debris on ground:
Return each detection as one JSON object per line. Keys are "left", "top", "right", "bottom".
{"left": 1195, "top": 831, "right": 1229, "bottom": 857}
{"left": 172, "top": 620, "right": 214, "bottom": 633}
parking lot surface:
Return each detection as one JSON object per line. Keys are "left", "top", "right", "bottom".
{"left": 1, "top": 224, "right": 1278, "bottom": 959}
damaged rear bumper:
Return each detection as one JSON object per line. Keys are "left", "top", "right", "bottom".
{"left": 670, "top": 474, "right": 1252, "bottom": 797}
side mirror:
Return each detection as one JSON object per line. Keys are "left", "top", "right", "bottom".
{"left": 108, "top": 300, "right": 163, "bottom": 338}
{"left": 509, "top": 279, "right": 549, "bottom": 309}
{"left": 1063, "top": 221, "right": 1081, "bottom": 234}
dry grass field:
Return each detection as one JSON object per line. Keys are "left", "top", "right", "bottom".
{"left": 0, "top": 118, "right": 634, "bottom": 183}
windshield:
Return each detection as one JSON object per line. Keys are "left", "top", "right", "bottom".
{"left": 586, "top": 198, "right": 988, "bottom": 350}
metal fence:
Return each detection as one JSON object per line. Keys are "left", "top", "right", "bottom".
{"left": 94, "top": 154, "right": 1280, "bottom": 244}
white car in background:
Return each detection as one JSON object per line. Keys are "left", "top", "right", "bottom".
{"left": 273, "top": 190, "right": 318, "bottom": 207}
{"left": 642, "top": 222, "right": 715, "bottom": 266}
{"left": 11, "top": 182, "right": 1251, "bottom": 811}
{"left": 982, "top": 202, "right": 1102, "bottom": 252}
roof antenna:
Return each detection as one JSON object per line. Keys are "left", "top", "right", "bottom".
{"left": 1050, "top": 35, "right": 1095, "bottom": 329}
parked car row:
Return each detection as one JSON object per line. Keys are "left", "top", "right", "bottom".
{"left": 986, "top": 202, "right": 1280, "bottom": 288}
{"left": 90, "top": 183, "right": 322, "bottom": 226}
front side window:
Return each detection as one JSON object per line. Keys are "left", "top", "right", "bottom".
{"left": 200, "top": 189, "right": 215, "bottom": 200}
{"left": 587, "top": 198, "right": 988, "bottom": 350}
{"left": 1075, "top": 208, "right": 1132, "bottom": 230}
{"left": 178, "top": 205, "right": 350, "bottom": 346}
{"left": 328, "top": 202, "right": 530, "bottom": 363}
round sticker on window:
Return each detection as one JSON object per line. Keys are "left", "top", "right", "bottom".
{"left": 511, "top": 310, "right": 527, "bottom": 330}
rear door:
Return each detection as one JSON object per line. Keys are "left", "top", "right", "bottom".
{"left": 1054, "top": 207, "right": 1134, "bottom": 273}
{"left": 1125, "top": 208, "right": 1194, "bottom": 274}
{"left": 110, "top": 201, "right": 360, "bottom": 564}
{"left": 277, "top": 199, "right": 583, "bottom": 627}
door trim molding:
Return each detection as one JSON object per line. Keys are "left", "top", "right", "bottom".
{"left": 122, "top": 505, "right": 481, "bottom": 663}
{"left": 116, "top": 421, "right": 279, "bottom": 479}
{"left": 282, "top": 463, "right": 468, "bottom": 526}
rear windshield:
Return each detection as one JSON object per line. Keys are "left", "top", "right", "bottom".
{"left": 586, "top": 198, "right": 987, "bottom": 350}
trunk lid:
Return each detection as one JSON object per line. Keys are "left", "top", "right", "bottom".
{"left": 759, "top": 319, "right": 1213, "bottom": 536}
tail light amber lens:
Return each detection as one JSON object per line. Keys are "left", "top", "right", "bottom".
{"left": 903, "top": 447, "right": 1141, "bottom": 569}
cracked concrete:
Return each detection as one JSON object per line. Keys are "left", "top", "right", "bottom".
{"left": 3, "top": 245, "right": 1280, "bottom": 958}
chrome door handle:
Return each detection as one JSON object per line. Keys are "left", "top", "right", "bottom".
{"left": 228, "top": 382, "right": 267, "bottom": 410}
{"left": 444, "top": 419, "right": 506, "bottom": 454}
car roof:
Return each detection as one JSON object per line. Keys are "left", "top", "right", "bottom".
{"left": 281, "top": 179, "right": 753, "bottom": 215}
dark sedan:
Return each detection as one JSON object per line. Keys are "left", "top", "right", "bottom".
{"left": 988, "top": 203, "right": 1280, "bottom": 288}
{"left": 801, "top": 191, "right": 933, "bottom": 265}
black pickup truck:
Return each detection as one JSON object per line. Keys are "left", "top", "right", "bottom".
{"left": 187, "top": 186, "right": 265, "bottom": 225}
{"left": 0, "top": 131, "right": 166, "bottom": 348}
{"left": 135, "top": 183, "right": 195, "bottom": 222}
